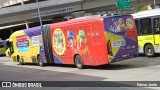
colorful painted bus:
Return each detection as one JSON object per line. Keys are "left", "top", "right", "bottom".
{"left": 132, "top": 9, "right": 160, "bottom": 56}
{"left": 9, "top": 15, "right": 138, "bottom": 69}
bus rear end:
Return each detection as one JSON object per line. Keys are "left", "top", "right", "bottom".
{"left": 103, "top": 15, "right": 138, "bottom": 63}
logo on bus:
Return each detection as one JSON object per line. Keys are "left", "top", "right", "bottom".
{"left": 126, "top": 18, "right": 134, "bottom": 29}
{"left": 112, "top": 39, "right": 126, "bottom": 47}
{"left": 53, "top": 28, "right": 66, "bottom": 55}
{"left": 16, "top": 35, "right": 27, "bottom": 41}
{"left": 31, "top": 35, "right": 42, "bottom": 46}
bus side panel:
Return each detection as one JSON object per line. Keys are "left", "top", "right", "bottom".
{"left": 59, "top": 24, "right": 93, "bottom": 65}
{"left": 50, "top": 25, "right": 66, "bottom": 64}
{"left": 10, "top": 36, "right": 17, "bottom": 62}
{"left": 104, "top": 15, "right": 138, "bottom": 63}
{"left": 91, "top": 21, "right": 108, "bottom": 65}
{"left": 0, "top": 48, "right": 5, "bottom": 55}
{"left": 50, "top": 22, "right": 95, "bottom": 65}
{"left": 75, "top": 23, "right": 94, "bottom": 65}
{"left": 138, "top": 35, "right": 155, "bottom": 53}
{"left": 23, "top": 27, "right": 46, "bottom": 63}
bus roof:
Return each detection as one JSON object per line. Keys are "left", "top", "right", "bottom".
{"left": 9, "top": 30, "right": 24, "bottom": 41}
{"left": 51, "top": 17, "right": 103, "bottom": 26}
{"left": 132, "top": 8, "right": 160, "bottom": 19}
{"left": 71, "top": 14, "right": 132, "bottom": 20}
{"left": 51, "top": 14, "right": 132, "bottom": 26}
{"left": 10, "top": 30, "right": 24, "bottom": 37}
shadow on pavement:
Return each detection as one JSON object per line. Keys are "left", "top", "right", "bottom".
{"left": 86, "top": 64, "right": 133, "bottom": 70}
{"left": 0, "top": 64, "right": 106, "bottom": 81}
{"left": 2, "top": 54, "right": 160, "bottom": 70}
{"left": 0, "top": 55, "right": 6, "bottom": 57}
{"left": 17, "top": 63, "right": 76, "bottom": 68}
{"left": 86, "top": 56, "right": 160, "bottom": 70}
{"left": 16, "top": 55, "right": 160, "bottom": 70}
{"left": 138, "top": 53, "right": 160, "bottom": 57}
{"left": 46, "top": 55, "right": 160, "bottom": 70}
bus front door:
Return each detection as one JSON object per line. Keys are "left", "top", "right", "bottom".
{"left": 153, "top": 18, "right": 160, "bottom": 45}
{"left": 154, "top": 35, "right": 160, "bottom": 45}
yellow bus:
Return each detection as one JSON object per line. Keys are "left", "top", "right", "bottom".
{"left": 132, "top": 9, "right": 160, "bottom": 56}
{"left": 8, "top": 28, "right": 44, "bottom": 65}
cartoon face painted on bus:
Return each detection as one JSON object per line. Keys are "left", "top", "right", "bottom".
{"left": 76, "top": 30, "right": 87, "bottom": 49}
{"left": 118, "top": 18, "right": 127, "bottom": 32}
{"left": 76, "top": 30, "right": 88, "bottom": 55}
{"left": 67, "top": 31, "right": 75, "bottom": 48}
{"left": 53, "top": 28, "right": 66, "bottom": 55}
{"left": 110, "top": 18, "right": 127, "bottom": 33}
{"left": 110, "top": 19, "right": 121, "bottom": 33}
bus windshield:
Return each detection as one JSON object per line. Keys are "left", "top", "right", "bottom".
{"left": 4, "top": 40, "right": 11, "bottom": 49}
{"left": 0, "top": 41, "right": 4, "bottom": 48}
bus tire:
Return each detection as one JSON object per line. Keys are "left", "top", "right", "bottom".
{"left": 38, "top": 55, "right": 44, "bottom": 67}
{"left": 8, "top": 52, "right": 11, "bottom": 57}
{"left": 144, "top": 44, "right": 155, "bottom": 57}
{"left": 75, "top": 55, "right": 83, "bottom": 69}
{"left": 18, "top": 56, "right": 23, "bottom": 65}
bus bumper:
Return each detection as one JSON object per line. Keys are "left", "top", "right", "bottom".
{"left": 138, "top": 46, "right": 144, "bottom": 54}
{"left": 154, "top": 45, "right": 160, "bottom": 53}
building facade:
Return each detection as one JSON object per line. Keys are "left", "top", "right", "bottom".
{"left": 0, "top": 0, "right": 160, "bottom": 40}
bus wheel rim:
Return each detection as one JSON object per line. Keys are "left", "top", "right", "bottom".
{"left": 76, "top": 58, "right": 82, "bottom": 67}
{"left": 39, "top": 61, "right": 42, "bottom": 66}
{"left": 148, "top": 48, "right": 152, "bottom": 55}
{"left": 39, "top": 57, "right": 43, "bottom": 66}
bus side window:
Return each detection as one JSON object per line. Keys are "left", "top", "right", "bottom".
{"left": 0, "top": 42, "right": 3, "bottom": 48}
{"left": 4, "top": 41, "right": 9, "bottom": 50}
{"left": 10, "top": 41, "right": 14, "bottom": 54}
{"left": 140, "top": 18, "right": 152, "bottom": 35}
{"left": 153, "top": 18, "right": 160, "bottom": 34}
{"left": 135, "top": 19, "right": 140, "bottom": 35}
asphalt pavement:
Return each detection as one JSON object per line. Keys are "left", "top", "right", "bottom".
{"left": 0, "top": 55, "right": 160, "bottom": 90}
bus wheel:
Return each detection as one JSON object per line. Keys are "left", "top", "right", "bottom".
{"left": 145, "top": 44, "right": 155, "bottom": 57}
{"left": 38, "top": 55, "right": 44, "bottom": 67}
{"left": 8, "top": 52, "right": 11, "bottom": 57}
{"left": 18, "top": 57, "right": 23, "bottom": 65}
{"left": 75, "top": 55, "right": 83, "bottom": 69}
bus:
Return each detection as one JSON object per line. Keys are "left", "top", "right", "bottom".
{"left": 0, "top": 39, "right": 12, "bottom": 56}
{"left": 4, "top": 39, "right": 12, "bottom": 57}
{"left": 132, "top": 9, "right": 160, "bottom": 56}
{"left": 9, "top": 15, "right": 138, "bottom": 69}
{"left": 0, "top": 40, "right": 5, "bottom": 56}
